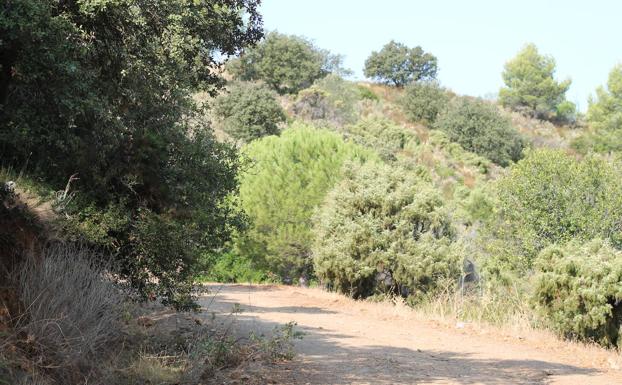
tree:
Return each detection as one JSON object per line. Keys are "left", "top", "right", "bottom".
{"left": 434, "top": 97, "right": 525, "bottom": 166}
{"left": 236, "top": 124, "right": 377, "bottom": 279}
{"left": 227, "top": 32, "right": 341, "bottom": 94}
{"left": 312, "top": 162, "right": 459, "bottom": 300}
{"left": 401, "top": 81, "right": 450, "bottom": 124}
{"left": 213, "top": 81, "right": 286, "bottom": 142}
{"left": 499, "top": 43, "right": 572, "bottom": 121}
{"left": 587, "top": 64, "right": 622, "bottom": 131}
{"left": 363, "top": 41, "right": 438, "bottom": 87}
{"left": 489, "top": 149, "right": 622, "bottom": 273}
{"left": 0, "top": 0, "right": 262, "bottom": 308}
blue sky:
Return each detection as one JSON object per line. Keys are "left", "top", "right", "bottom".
{"left": 260, "top": 0, "right": 621, "bottom": 111}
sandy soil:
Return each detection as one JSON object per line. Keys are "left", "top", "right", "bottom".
{"left": 200, "top": 284, "right": 622, "bottom": 385}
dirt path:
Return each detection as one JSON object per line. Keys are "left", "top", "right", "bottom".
{"left": 200, "top": 284, "right": 622, "bottom": 385}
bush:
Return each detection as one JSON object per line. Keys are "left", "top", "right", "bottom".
{"left": 236, "top": 124, "right": 377, "bottom": 279}
{"left": 227, "top": 32, "right": 341, "bottom": 94}
{"left": 312, "top": 162, "right": 460, "bottom": 300}
{"left": 364, "top": 41, "right": 438, "bottom": 87}
{"left": 490, "top": 149, "right": 622, "bottom": 272}
{"left": 533, "top": 239, "right": 622, "bottom": 348}
{"left": 401, "top": 81, "right": 450, "bottom": 124}
{"left": 213, "top": 81, "right": 286, "bottom": 142}
{"left": 339, "top": 118, "right": 418, "bottom": 161}
{"left": 434, "top": 97, "right": 525, "bottom": 166}
{"left": 200, "top": 252, "right": 271, "bottom": 283}
{"left": 13, "top": 244, "right": 123, "bottom": 374}
{"left": 291, "top": 74, "right": 360, "bottom": 126}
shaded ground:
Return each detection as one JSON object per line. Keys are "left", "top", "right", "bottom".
{"left": 200, "top": 284, "right": 622, "bottom": 385}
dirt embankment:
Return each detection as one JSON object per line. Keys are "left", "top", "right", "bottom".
{"left": 202, "top": 284, "right": 622, "bottom": 385}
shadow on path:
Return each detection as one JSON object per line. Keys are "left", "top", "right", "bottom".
{"left": 199, "top": 286, "right": 601, "bottom": 385}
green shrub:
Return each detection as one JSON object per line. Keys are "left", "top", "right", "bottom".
{"left": 434, "top": 97, "right": 525, "bottom": 166}
{"left": 200, "top": 252, "right": 270, "bottom": 283}
{"left": 213, "top": 81, "right": 286, "bottom": 142}
{"left": 291, "top": 74, "right": 360, "bottom": 126}
{"left": 533, "top": 239, "right": 622, "bottom": 348}
{"left": 237, "top": 124, "right": 377, "bottom": 279}
{"left": 312, "top": 162, "right": 460, "bottom": 300}
{"left": 339, "top": 118, "right": 418, "bottom": 161}
{"left": 401, "top": 81, "right": 450, "bottom": 124}
{"left": 227, "top": 32, "right": 340, "bottom": 94}
{"left": 356, "top": 85, "right": 379, "bottom": 101}
{"left": 490, "top": 149, "right": 622, "bottom": 273}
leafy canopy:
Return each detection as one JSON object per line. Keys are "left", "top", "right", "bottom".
{"left": 434, "top": 97, "right": 525, "bottom": 167}
{"left": 0, "top": 0, "right": 262, "bottom": 308}
{"left": 227, "top": 31, "right": 341, "bottom": 94}
{"left": 490, "top": 149, "right": 622, "bottom": 272}
{"left": 312, "top": 162, "right": 459, "bottom": 300}
{"left": 236, "top": 124, "right": 377, "bottom": 279}
{"left": 587, "top": 64, "right": 622, "bottom": 131}
{"left": 213, "top": 81, "right": 286, "bottom": 142}
{"left": 401, "top": 81, "right": 450, "bottom": 124}
{"left": 364, "top": 41, "right": 438, "bottom": 87}
{"left": 499, "top": 43, "right": 572, "bottom": 121}
{"left": 534, "top": 239, "right": 622, "bottom": 348}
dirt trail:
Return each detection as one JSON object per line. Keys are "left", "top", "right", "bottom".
{"left": 200, "top": 284, "right": 622, "bottom": 385}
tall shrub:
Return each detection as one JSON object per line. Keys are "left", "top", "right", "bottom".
{"left": 237, "top": 124, "right": 376, "bottom": 279}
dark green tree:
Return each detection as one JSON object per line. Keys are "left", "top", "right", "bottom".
{"left": 0, "top": 0, "right": 262, "bottom": 308}
{"left": 213, "top": 81, "right": 286, "bottom": 142}
{"left": 364, "top": 41, "right": 438, "bottom": 87}
{"left": 434, "top": 97, "right": 525, "bottom": 166}
{"left": 227, "top": 31, "right": 341, "bottom": 94}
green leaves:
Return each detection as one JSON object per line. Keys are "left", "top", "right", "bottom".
{"left": 364, "top": 41, "right": 438, "bottom": 87}
{"left": 0, "top": 0, "right": 262, "bottom": 308}
{"left": 533, "top": 239, "right": 622, "bottom": 348}
{"left": 490, "top": 149, "right": 622, "bottom": 272}
{"left": 213, "top": 81, "right": 286, "bottom": 142}
{"left": 499, "top": 43, "right": 572, "bottom": 121}
{"left": 236, "top": 124, "right": 377, "bottom": 279}
{"left": 587, "top": 64, "right": 622, "bottom": 131}
{"left": 434, "top": 97, "right": 525, "bottom": 167}
{"left": 312, "top": 162, "right": 459, "bottom": 300}
{"left": 227, "top": 32, "right": 339, "bottom": 94}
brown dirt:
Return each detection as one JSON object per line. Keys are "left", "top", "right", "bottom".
{"left": 201, "top": 284, "right": 622, "bottom": 385}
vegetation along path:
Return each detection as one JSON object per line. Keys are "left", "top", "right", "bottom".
{"left": 203, "top": 284, "right": 622, "bottom": 385}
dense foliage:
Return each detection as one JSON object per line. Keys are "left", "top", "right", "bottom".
{"left": 227, "top": 32, "right": 339, "bottom": 94}
{"left": 0, "top": 0, "right": 262, "bottom": 308}
{"left": 313, "top": 162, "right": 460, "bottom": 300}
{"left": 499, "top": 43, "right": 573, "bottom": 121}
{"left": 534, "top": 239, "right": 622, "bottom": 348}
{"left": 236, "top": 124, "right": 377, "bottom": 279}
{"left": 339, "top": 118, "right": 417, "bottom": 161}
{"left": 434, "top": 97, "right": 525, "bottom": 166}
{"left": 401, "top": 81, "right": 450, "bottom": 124}
{"left": 587, "top": 64, "right": 622, "bottom": 131}
{"left": 291, "top": 75, "right": 360, "bottom": 126}
{"left": 213, "top": 81, "right": 286, "bottom": 142}
{"left": 364, "top": 41, "right": 438, "bottom": 87}
{"left": 491, "top": 149, "right": 622, "bottom": 273}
